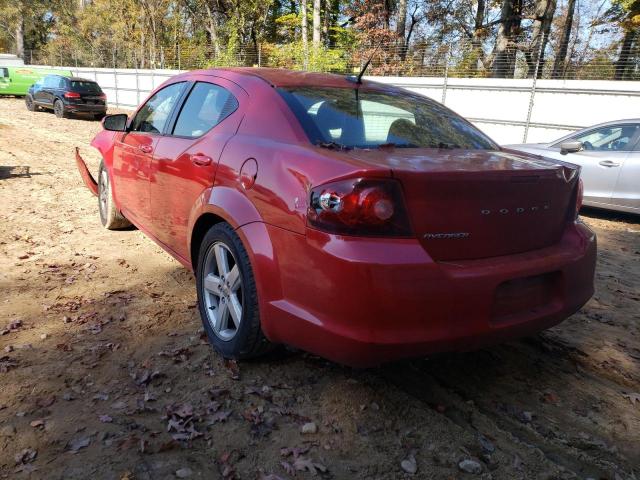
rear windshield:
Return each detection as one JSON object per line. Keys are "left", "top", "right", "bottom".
{"left": 70, "top": 81, "right": 101, "bottom": 93}
{"left": 278, "top": 87, "right": 496, "bottom": 150}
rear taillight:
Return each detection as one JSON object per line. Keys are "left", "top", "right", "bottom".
{"left": 64, "top": 91, "right": 80, "bottom": 99}
{"left": 98, "top": 93, "right": 106, "bottom": 100}
{"left": 308, "top": 178, "right": 412, "bottom": 236}
{"left": 575, "top": 178, "right": 584, "bottom": 218}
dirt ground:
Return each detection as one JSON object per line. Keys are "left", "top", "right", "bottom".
{"left": 0, "top": 97, "right": 639, "bottom": 480}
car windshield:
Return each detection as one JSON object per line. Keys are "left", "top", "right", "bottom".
{"left": 71, "top": 81, "right": 101, "bottom": 93}
{"left": 278, "top": 86, "right": 497, "bottom": 150}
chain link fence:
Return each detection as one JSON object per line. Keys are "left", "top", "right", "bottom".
{"left": 22, "top": 37, "right": 640, "bottom": 81}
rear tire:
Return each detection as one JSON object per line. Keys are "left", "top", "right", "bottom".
{"left": 196, "top": 223, "right": 273, "bottom": 360}
{"left": 94, "top": 113, "right": 106, "bottom": 121}
{"left": 54, "top": 99, "right": 66, "bottom": 118}
{"left": 98, "top": 161, "right": 131, "bottom": 230}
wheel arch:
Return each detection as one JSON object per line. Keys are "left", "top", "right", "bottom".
{"left": 188, "top": 185, "right": 263, "bottom": 270}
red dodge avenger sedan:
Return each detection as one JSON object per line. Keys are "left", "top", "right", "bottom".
{"left": 75, "top": 68, "right": 596, "bottom": 367}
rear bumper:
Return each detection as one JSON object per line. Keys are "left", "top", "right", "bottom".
{"left": 258, "top": 221, "right": 596, "bottom": 367}
{"left": 64, "top": 103, "right": 106, "bottom": 114}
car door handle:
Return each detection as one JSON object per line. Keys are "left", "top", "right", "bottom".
{"left": 191, "top": 154, "right": 212, "bottom": 166}
{"left": 599, "top": 160, "right": 620, "bottom": 167}
{"left": 138, "top": 145, "right": 153, "bottom": 154}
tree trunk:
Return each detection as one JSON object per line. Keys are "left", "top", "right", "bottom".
{"left": 312, "top": 0, "right": 321, "bottom": 46}
{"left": 615, "top": 28, "right": 637, "bottom": 80}
{"left": 396, "top": 0, "right": 407, "bottom": 45}
{"left": 301, "top": 0, "right": 309, "bottom": 68}
{"left": 492, "top": 0, "right": 522, "bottom": 78}
{"left": 470, "top": 0, "right": 486, "bottom": 72}
{"left": 551, "top": 0, "right": 575, "bottom": 78}
{"left": 525, "top": 0, "right": 556, "bottom": 78}
{"left": 204, "top": 3, "right": 221, "bottom": 56}
{"left": 15, "top": 16, "right": 24, "bottom": 58}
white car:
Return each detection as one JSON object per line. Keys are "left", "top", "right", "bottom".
{"left": 506, "top": 120, "right": 640, "bottom": 214}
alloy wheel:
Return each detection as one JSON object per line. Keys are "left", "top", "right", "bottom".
{"left": 201, "top": 241, "right": 243, "bottom": 341}
{"left": 54, "top": 101, "right": 63, "bottom": 117}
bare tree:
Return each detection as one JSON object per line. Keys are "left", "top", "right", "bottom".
{"left": 552, "top": 0, "right": 576, "bottom": 78}
{"left": 396, "top": 0, "right": 407, "bottom": 45}
{"left": 312, "top": 0, "right": 321, "bottom": 46}
{"left": 301, "top": 0, "right": 309, "bottom": 68}
{"left": 524, "top": 0, "right": 557, "bottom": 78}
{"left": 15, "top": 16, "right": 24, "bottom": 58}
{"left": 492, "top": 0, "right": 523, "bottom": 78}
{"left": 615, "top": 28, "right": 638, "bottom": 80}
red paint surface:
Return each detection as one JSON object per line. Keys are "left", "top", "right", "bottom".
{"left": 78, "top": 68, "right": 597, "bottom": 366}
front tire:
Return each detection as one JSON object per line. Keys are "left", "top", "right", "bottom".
{"left": 196, "top": 223, "right": 273, "bottom": 360}
{"left": 98, "top": 161, "right": 131, "bottom": 230}
{"left": 25, "top": 95, "right": 37, "bottom": 112}
{"left": 54, "top": 99, "right": 66, "bottom": 118}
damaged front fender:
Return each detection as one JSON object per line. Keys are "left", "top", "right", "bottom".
{"left": 75, "top": 147, "right": 99, "bottom": 197}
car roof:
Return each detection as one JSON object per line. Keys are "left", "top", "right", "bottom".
{"left": 68, "top": 76, "right": 97, "bottom": 82}
{"left": 184, "top": 67, "right": 388, "bottom": 90}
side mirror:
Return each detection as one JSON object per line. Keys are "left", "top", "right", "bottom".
{"left": 103, "top": 114, "right": 128, "bottom": 132}
{"left": 560, "top": 141, "right": 583, "bottom": 155}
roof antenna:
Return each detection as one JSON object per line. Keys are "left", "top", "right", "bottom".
{"left": 348, "top": 42, "right": 381, "bottom": 84}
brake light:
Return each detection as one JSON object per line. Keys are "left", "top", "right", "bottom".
{"left": 308, "top": 178, "right": 412, "bottom": 236}
{"left": 64, "top": 91, "right": 80, "bottom": 99}
{"left": 575, "top": 178, "right": 583, "bottom": 218}
{"left": 98, "top": 93, "right": 106, "bottom": 100}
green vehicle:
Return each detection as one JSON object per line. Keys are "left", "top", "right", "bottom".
{"left": 0, "top": 66, "right": 72, "bottom": 96}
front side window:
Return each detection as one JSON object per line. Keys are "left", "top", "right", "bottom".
{"left": 44, "top": 76, "right": 58, "bottom": 88}
{"left": 279, "top": 87, "right": 496, "bottom": 150}
{"left": 172, "top": 82, "right": 238, "bottom": 138}
{"left": 130, "top": 82, "right": 185, "bottom": 134}
{"left": 558, "top": 124, "right": 640, "bottom": 152}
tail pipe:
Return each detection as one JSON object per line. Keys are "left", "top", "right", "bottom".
{"left": 75, "top": 147, "right": 99, "bottom": 197}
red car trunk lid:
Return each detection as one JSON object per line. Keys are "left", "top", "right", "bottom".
{"left": 336, "top": 148, "right": 579, "bottom": 261}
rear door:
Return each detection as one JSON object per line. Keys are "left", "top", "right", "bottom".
{"left": 111, "top": 81, "right": 187, "bottom": 229}
{"left": 611, "top": 138, "right": 640, "bottom": 211}
{"left": 150, "top": 77, "right": 245, "bottom": 260}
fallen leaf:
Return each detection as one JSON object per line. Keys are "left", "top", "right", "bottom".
{"left": 210, "top": 410, "right": 232, "bottom": 423}
{"left": 14, "top": 448, "right": 37, "bottom": 464}
{"left": 623, "top": 392, "right": 640, "bottom": 405}
{"left": 30, "top": 419, "right": 45, "bottom": 428}
{"left": 401, "top": 455, "right": 417, "bottom": 474}
{"left": 35, "top": 395, "right": 56, "bottom": 408}
{"left": 293, "top": 456, "right": 327, "bottom": 475}
{"left": 176, "top": 467, "right": 193, "bottom": 478}
{"left": 223, "top": 359, "right": 240, "bottom": 380}
{"left": 67, "top": 436, "right": 91, "bottom": 452}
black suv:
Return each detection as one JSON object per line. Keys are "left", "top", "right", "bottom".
{"left": 25, "top": 75, "right": 107, "bottom": 120}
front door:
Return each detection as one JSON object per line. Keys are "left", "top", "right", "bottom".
{"left": 611, "top": 149, "right": 640, "bottom": 211}
{"left": 110, "top": 81, "right": 186, "bottom": 229}
{"left": 150, "top": 78, "right": 245, "bottom": 260}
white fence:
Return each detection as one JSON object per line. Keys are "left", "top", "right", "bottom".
{"left": 50, "top": 66, "right": 640, "bottom": 145}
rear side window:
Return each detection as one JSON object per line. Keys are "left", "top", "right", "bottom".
{"left": 130, "top": 82, "right": 186, "bottom": 134}
{"left": 0, "top": 68, "right": 7, "bottom": 78}
{"left": 172, "top": 82, "right": 238, "bottom": 138}
{"left": 71, "top": 81, "right": 101, "bottom": 93}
